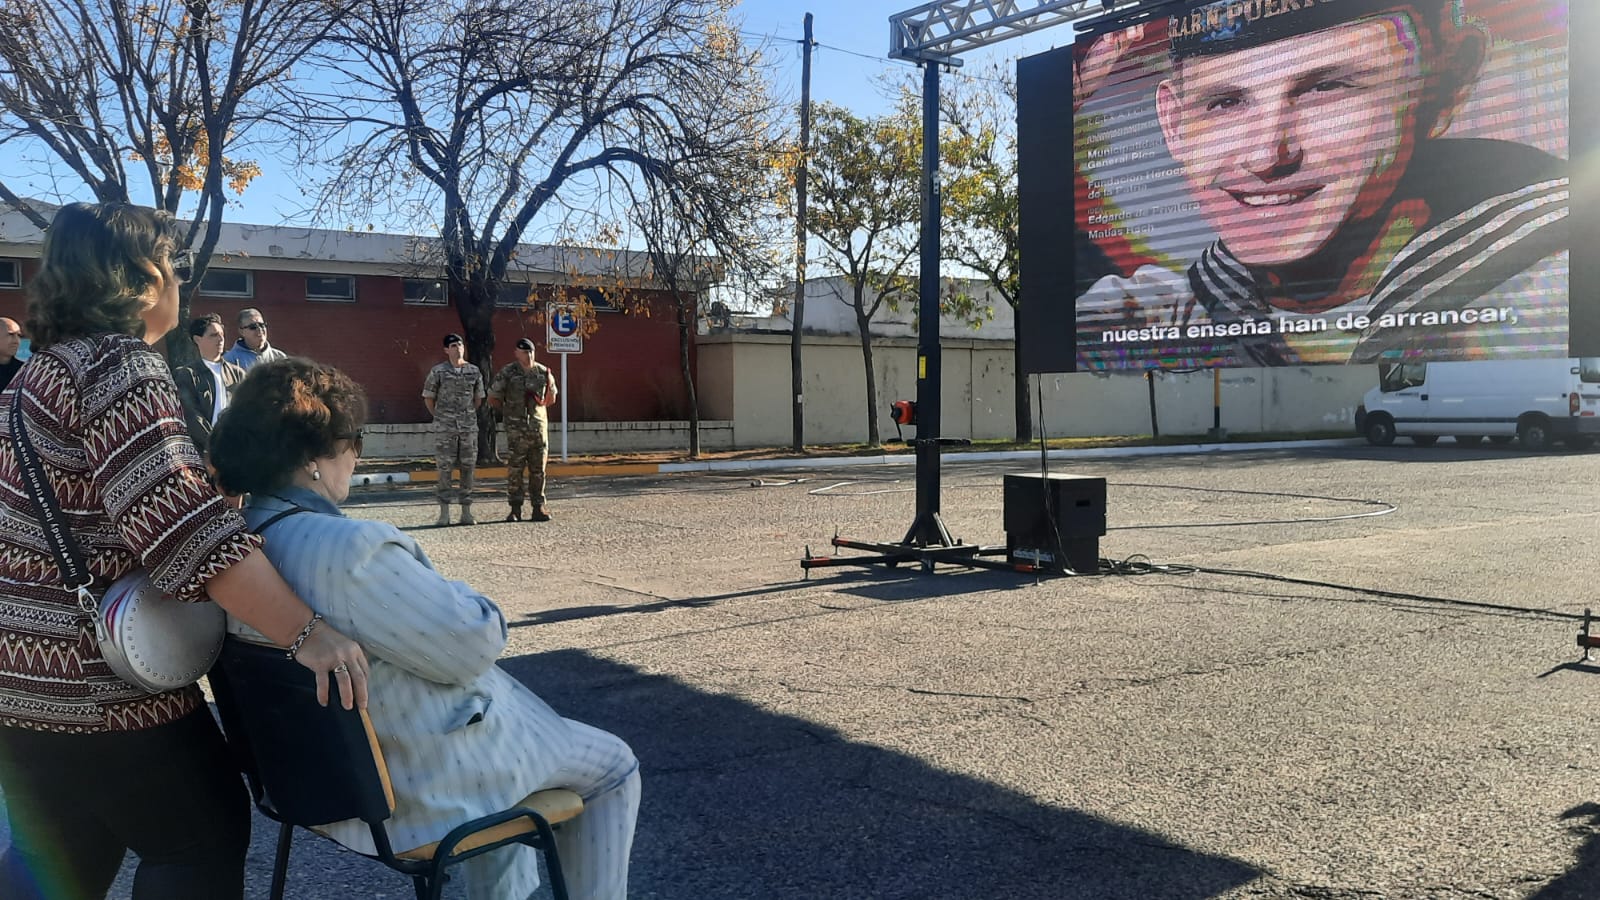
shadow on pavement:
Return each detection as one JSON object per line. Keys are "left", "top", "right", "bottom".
{"left": 510, "top": 583, "right": 808, "bottom": 627}
{"left": 1526, "top": 803, "right": 1600, "bottom": 900}
{"left": 503, "top": 648, "right": 1260, "bottom": 900}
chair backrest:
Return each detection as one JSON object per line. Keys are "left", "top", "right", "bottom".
{"left": 213, "top": 636, "right": 395, "bottom": 828}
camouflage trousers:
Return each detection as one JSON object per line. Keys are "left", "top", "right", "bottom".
{"left": 435, "top": 429, "right": 477, "bottom": 502}
{"left": 506, "top": 425, "right": 549, "bottom": 506}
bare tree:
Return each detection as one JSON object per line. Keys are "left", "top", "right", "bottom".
{"left": 314, "top": 0, "right": 775, "bottom": 460}
{"left": 627, "top": 134, "right": 786, "bottom": 458}
{"left": 0, "top": 0, "right": 348, "bottom": 359}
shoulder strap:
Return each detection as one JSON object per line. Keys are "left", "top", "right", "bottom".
{"left": 254, "top": 505, "right": 308, "bottom": 535}
{"left": 9, "top": 395, "right": 96, "bottom": 614}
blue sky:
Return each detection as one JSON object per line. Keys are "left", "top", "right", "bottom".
{"left": 0, "top": 1, "right": 1080, "bottom": 232}
{"left": 734, "top": 1, "right": 1073, "bottom": 112}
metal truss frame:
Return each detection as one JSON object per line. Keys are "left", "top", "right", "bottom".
{"left": 889, "top": 0, "right": 1139, "bottom": 63}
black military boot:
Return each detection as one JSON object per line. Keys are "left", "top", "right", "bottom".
{"left": 505, "top": 500, "right": 524, "bottom": 522}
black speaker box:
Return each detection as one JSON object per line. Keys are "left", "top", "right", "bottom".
{"left": 1003, "top": 473, "right": 1107, "bottom": 573}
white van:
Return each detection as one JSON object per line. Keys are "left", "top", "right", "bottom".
{"left": 1355, "top": 358, "right": 1600, "bottom": 450}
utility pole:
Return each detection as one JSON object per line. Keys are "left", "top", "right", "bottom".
{"left": 790, "top": 12, "right": 814, "bottom": 453}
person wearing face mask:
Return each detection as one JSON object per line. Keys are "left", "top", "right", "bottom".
{"left": 171, "top": 313, "right": 246, "bottom": 454}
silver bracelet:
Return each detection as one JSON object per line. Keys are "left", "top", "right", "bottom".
{"left": 285, "top": 613, "right": 324, "bottom": 660}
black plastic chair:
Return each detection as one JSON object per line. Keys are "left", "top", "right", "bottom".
{"left": 210, "top": 636, "right": 583, "bottom": 900}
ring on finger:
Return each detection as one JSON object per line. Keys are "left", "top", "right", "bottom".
{"left": 333, "top": 663, "right": 349, "bottom": 674}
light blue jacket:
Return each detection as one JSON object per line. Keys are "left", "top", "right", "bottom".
{"left": 230, "top": 487, "right": 615, "bottom": 867}
{"left": 221, "top": 340, "right": 287, "bottom": 370}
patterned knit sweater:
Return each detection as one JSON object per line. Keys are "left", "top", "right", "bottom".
{"left": 0, "top": 333, "right": 262, "bottom": 733}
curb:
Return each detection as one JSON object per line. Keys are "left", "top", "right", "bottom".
{"left": 348, "top": 438, "right": 1362, "bottom": 487}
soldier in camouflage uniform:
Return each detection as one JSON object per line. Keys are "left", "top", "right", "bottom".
{"left": 488, "top": 337, "right": 558, "bottom": 522}
{"left": 422, "top": 333, "right": 485, "bottom": 526}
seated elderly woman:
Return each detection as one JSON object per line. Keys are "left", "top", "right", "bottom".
{"left": 208, "top": 358, "right": 639, "bottom": 900}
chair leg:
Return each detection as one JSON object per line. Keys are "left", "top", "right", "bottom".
{"left": 534, "top": 818, "right": 570, "bottom": 900}
{"left": 412, "top": 873, "right": 432, "bottom": 900}
{"left": 269, "top": 821, "right": 294, "bottom": 900}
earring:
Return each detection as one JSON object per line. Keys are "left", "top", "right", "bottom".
{"left": 311, "top": 469, "right": 321, "bottom": 481}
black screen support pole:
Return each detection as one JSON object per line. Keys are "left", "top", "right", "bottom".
{"left": 797, "top": 0, "right": 1145, "bottom": 575}
{"left": 904, "top": 58, "right": 955, "bottom": 549}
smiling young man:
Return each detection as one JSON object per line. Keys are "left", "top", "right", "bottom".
{"left": 1074, "top": 0, "right": 1567, "bottom": 365}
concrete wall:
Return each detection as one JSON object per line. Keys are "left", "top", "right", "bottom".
{"left": 789, "top": 275, "right": 1016, "bottom": 340}
{"left": 699, "top": 332, "right": 1376, "bottom": 447}
{"left": 364, "top": 420, "right": 733, "bottom": 459}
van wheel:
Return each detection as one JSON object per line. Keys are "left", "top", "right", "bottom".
{"left": 1566, "top": 436, "right": 1596, "bottom": 451}
{"left": 1488, "top": 436, "right": 1513, "bottom": 445}
{"left": 1411, "top": 435, "right": 1438, "bottom": 447}
{"left": 1454, "top": 435, "right": 1483, "bottom": 446}
{"left": 1518, "top": 416, "right": 1553, "bottom": 452}
{"left": 1364, "top": 414, "right": 1396, "bottom": 447}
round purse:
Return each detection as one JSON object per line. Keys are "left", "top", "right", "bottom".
{"left": 94, "top": 571, "right": 226, "bottom": 693}
{"left": 10, "top": 397, "right": 225, "bottom": 694}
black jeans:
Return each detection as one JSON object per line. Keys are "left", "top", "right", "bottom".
{"left": 0, "top": 705, "right": 249, "bottom": 900}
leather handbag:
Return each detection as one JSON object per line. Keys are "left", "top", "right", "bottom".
{"left": 10, "top": 397, "right": 225, "bottom": 693}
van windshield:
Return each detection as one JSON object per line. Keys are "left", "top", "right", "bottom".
{"left": 1582, "top": 359, "right": 1600, "bottom": 384}
{"left": 1380, "top": 363, "right": 1426, "bottom": 392}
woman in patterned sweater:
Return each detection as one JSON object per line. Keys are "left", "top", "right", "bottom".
{"left": 0, "top": 203, "right": 372, "bottom": 900}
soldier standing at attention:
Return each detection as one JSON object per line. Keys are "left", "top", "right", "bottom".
{"left": 488, "top": 337, "right": 558, "bottom": 522}
{"left": 422, "top": 333, "right": 484, "bottom": 526}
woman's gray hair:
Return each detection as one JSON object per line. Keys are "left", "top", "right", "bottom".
{"left": 25, "top": 202, "right": 177, "bottom": 349}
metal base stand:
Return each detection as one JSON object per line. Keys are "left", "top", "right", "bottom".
{"left": 802, "top": 532, "right": 1041, "bottom": 575}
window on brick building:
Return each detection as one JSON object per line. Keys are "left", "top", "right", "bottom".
{"left": 403, "top": 278, "right": 446, "bottom": 305}
{"left": 306, "top": 275, "right": 355, "bottom": 302}
{"left": 582, "top": 287, "right": 619, "bottom": 312}
{"left": 197, "top": 268, "right": 252, "bottom": 297}
{"left": 0, "top": 259, "right": 19, "bottom": 288}
{"left": 495, "top": 281, "right": 538, "bottom": 308}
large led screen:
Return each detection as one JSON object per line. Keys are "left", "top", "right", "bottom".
{"left": 1019, "top": 0, "right": 1570, "bottom": 372}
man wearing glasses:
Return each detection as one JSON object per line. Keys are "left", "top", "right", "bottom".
{"left": 0, "top": 318, "right": 22, "bottom": 391}
{"left": 222, "top": 307, "right": 287, "bottom": 370}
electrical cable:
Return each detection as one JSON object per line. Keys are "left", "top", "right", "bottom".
{"left": 1134, "top": 559, "right": 1585, "bottom": 623}
{"left": 1105, "top": 483, "right": 1396, "bottom": 529}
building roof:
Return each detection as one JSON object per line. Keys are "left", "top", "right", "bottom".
{"left": 0, "top": 201, "right": 691, "bottom": 287}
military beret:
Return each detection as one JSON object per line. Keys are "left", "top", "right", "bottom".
{"left": 516, "top": 337, "right": 535, "bottom": 351}
{"left": 443, "top": 333, "right": 463, "bottom": 346}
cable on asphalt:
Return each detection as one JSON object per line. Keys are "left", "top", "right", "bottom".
{"left": 1075, "top": 554, "right": 1586, "bottom": 623}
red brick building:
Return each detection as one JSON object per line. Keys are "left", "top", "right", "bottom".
{"left": 0, "top": 213, "right": 698, "bottom": 424}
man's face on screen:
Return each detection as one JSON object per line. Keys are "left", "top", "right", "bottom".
{"left": 1157, "top": 16, "right": 1428, "bottom": 267}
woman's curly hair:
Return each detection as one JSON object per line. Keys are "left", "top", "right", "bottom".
{"left": 26, "top": 202, "right": 177, "bottom": 349}
{"left": 209, "top": 358, "right": 368, "bottom": 496}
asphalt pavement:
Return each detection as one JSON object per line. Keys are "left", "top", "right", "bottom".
{"left": 21, "top": 440, "right": 1600, "bottom": 899}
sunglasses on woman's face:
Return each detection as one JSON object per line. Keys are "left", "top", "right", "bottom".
{"left": 336, "top": 430, "right": 364, "bottom": 457}
{"left": 171, "top": 249, "right": 196, "bottom": 284}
